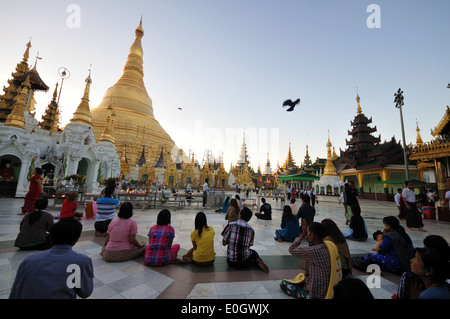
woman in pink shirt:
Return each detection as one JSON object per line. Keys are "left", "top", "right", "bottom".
{"left": 101, "top": 202, "right": 146, "bottom": 262}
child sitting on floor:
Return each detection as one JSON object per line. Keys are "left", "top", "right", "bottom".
{"left": 372, "top": 230, "right": 384, "bottom": 252}
{"left": 84, "top": 195, "right": 99, "bottom": 220}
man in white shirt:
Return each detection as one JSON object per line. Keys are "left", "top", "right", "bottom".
{"left": 394, "top": 188, "right": 405, "bottom": 220}
{"left": 402, "top": 181, "right": 425, "bottom": 231}
{"left": 203, "top": 178, "right": 209, "bottom": 207}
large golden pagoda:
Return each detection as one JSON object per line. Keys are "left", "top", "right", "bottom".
{"left": 90, "top": 19, "right": 175, "bottom": 172}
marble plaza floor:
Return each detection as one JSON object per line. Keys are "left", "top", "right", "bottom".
{"left": 1, "top": 194, "right": 449, "bottom": 300}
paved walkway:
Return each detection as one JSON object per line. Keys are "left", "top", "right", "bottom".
{"left": 1, "top": 194, "right": 449, "bottom": 300}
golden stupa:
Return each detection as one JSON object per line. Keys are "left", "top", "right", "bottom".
{"left": 90, "top": 19, "right": 176, "bottom": 170}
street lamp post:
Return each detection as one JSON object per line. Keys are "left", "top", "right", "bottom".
{"left": 394, "top": 88, "right": 410, "bottom": 180}
{"left": 57, "top": 67, "right": 70, "bottom": 106}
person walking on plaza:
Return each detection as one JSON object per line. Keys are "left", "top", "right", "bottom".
{"left": 9, "top": 218, "right": 94, "bottom": 299}
{"left": 395, "top": 188, "right": 406, "bottom": 220}
{"left": 402, "top": 181, "right": 426, "bottom": 232}
{"left": 255, "top": 197, "right": 272, "bottom": 220}
{"left": 203, "top": 178, "right": 209, "bottom": 207}
{"left": 19, "top": 167, "right": 44, "bottom": 215}
{"left": 95, "top": 186, "right": 120, "bottom": 236}
{"left": 101, "top": 202, "right": 146, "bottom": 262}
{"left": 339, "top": 185, "right": 351, "bottom": 225}
{"left": 346, "top": 181, "right": 359, "bottom": 209}
{"left": 222, "top": 207, "right": 269, "bottom": 273}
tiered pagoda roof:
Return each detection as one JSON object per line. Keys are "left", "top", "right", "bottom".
{"left": 336, "top": 94, "right": 405, "bottom": 171}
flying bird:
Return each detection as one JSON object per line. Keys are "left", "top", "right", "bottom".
{"left": 282, "top": 98, "right": 300, "bottom": 112}
{"left": 178, "top": 107, "right": 182, "bottom": 111}
{"left": 447, "top": 83, "right": 450, "bottom": 88}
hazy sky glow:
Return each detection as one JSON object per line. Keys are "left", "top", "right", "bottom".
{"left": 1, "top": 0, "right": 449, "bottom": 171}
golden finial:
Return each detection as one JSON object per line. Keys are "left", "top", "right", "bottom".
{"left": 23, "top": 38, "right": 32, "bottom": 63}
{"left": 416, "top": 119, "right": 423, "bottom": 147}
{"left": 70, "top": 67, "right": 93, "bottom": 125}
{"left": 135, "top": 15, "right": 144, "bottom": 36}
{"left": 356, "top": 89, "right": 362, "bottom": 115}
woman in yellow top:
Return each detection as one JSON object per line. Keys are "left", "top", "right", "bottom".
{"left": 181, "top": 212, "right": 216, "bottom": 266}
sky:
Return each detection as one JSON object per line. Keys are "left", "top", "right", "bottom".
{"left": 1, "top": 0, "right": 449, "bottom": 171}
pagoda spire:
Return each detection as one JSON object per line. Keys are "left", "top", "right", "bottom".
{"left": 263, "top": 153, "right": 273, "bottom": 175}
{"left": 39, "top": 82, "right": 60, "bottom": 134}
{"left": 70, "top": 68, "right": 93, "bottom": 126}
{"left": 237, "top": 132, "right": 250, "bottom": 167}
{"left": 99, "top": 100, "right": 115, "bottom": 143}
{"left": 4, "top": 75, "right": 31, "bottom": 129}
{"left": 416, "top": 120, "right": 423, "bottom": 147}
{"left": 0, "top": 40, "right": 33, "bottom": 122}
{"left": 282, "top": 142, "right": 298, "bottom": 173}
{"left": 356, "top": 93, "right": 363, "bottom": 115}
{"left": 323, "top": 130, "right": 338, "bottom": 176}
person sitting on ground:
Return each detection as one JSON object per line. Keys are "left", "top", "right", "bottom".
{"left": 297, "top": 194, "right": 315, "bottom": 240}
{"left": 60, "top": 192, "right": 83, "bottom": 220}
{"left": 255, "top": 197, "right": 272, "bottom": 220}
{"left": 9, "top": 218, "right": 94, "bottom": 299}
{"left": 321, "top": 218, "right": 353, "bottom": 278}
{"left": 333, "top": 277, "right": 374, "bottom": 299}
{"left": 289, "top": 198, "right": 298, "bottom": 219}
{"left": 222, "top": 206, "right": 269, "bottom": 273}
{"left": 101, "top": 202, "right": 146, "bottom": 262}
{"left": 84, "top": 194, "right": 99, "bottom": 220}
{"left": 144, "top": 209, "right": 181, "bottom": 266}
{"left": 14, "top": 197, "right": 54, "bottom": 251}
{"left": 342, "top": 205, "right": 368, "bottom": 242}
{"left": 217, "top": 196, "right": 230, "bottom": 214}
{"left": 94, "top": 186, "right": 120, "bottom": 237}
{"left": 225, "top": 198, "right": 241, "bottom": 223}
{"left": 274, "top": 205, "right": 300, "bottom": 243}
{"left": 181, "top": 212, "right": 216, "bottom": 266}
{"left": 410, "top": 247, "right": 450, "bottom": 299}
{"left": 361, "top": 216, "right": 414, "bottom": 275}
{"left": 280, "top": 222, "right": 342, "bottom": 299}
{"left": 397, "top": 235, "right": 450, "bottom": 299}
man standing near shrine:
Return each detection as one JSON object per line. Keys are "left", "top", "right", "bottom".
{"left": 402, "top": 181, "right": 426, "bottom": 232}
{"left": 203, "top": 178, "right": 209, "bottom": 207}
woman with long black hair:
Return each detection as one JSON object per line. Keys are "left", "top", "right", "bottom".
{"left": 15, "top": 197, "right": 53, "bottom": 250}
{"left": 364, "top": 216, "right": 414, "bottom": 275}
{"left": 181, "top": 212, "right": 216, "bottom": 266}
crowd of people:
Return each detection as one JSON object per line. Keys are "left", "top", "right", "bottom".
{"left": 7, "top": 173, "right": 450, "bottom": 300}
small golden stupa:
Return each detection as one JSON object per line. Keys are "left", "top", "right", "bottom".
{"left": 90, "top": 18, "right": 176, "bottom": 170}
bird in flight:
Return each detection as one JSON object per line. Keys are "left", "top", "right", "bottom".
{"left": 282, "top": 98, "right": 300, "bottom": 112}
{"left": 178, "top": 107, "right": 182, "bottom": 111}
